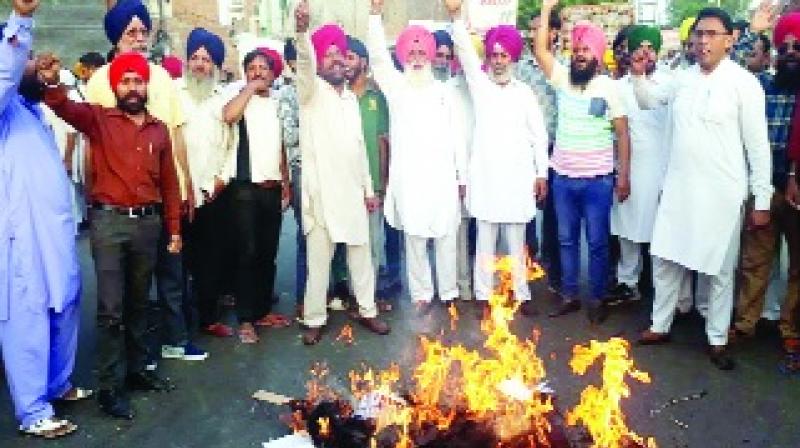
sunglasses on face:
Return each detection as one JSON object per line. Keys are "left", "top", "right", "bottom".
{"left": 778, "top": 42, "right": 800, "bottom": 55}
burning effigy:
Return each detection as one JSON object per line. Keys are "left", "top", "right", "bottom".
{"left": 260, "top": 257, "right": 657, "bottom": 448}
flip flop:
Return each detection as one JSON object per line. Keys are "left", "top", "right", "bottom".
{"left": 255, "top": 314, "right": 291, "bottom": 328}
{"left": 238, "top": 326, "right": 259, "bottom": 344}
{"left": 58, "top": 387, "right": 93, "bottom": 402}
{"left": 20, "top": 418, "right": 77, "bottom": 439}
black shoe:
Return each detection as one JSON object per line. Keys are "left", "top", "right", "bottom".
{"left": 97, "top": 389, "right": 134, "bottom": 420}
{"left": 586, "top": 303, "right": 608, "bottom": 324}
{"left": 126, "top": 371, "right": 176, "bottom": 392}
{"left": 605, "top": 283, "right": 640, "bottom": 307}
{"left": 520, "top": 301, "right": 539, "bottom": 317}
{"left": 548, "top": 300, "right": 580, "bottom": 318}
{"left": 709, "top": 346, "right": 735, "bottom": 371}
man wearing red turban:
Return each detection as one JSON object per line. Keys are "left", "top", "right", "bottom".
{"left": 41, "top": 50, "right": 182, "bottom": 419}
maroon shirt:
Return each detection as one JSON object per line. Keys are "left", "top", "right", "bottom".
{"left": 44, "top": 85, "right": 181, "bottom": 235}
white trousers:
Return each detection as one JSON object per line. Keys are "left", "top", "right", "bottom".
{"left": 369, "top": 208, "right": 385, "bottom": 278}
{"left": 405, "top": 230, "right": 459, "bottom": 303}
{"left": 617, "top": 237, "right": 643, "bottom": 287}
{"left": 303, "top": 226, "right": 378, "bottom": 327}
{"left": 651, "top": 256, "right": 733, "bottom": 346}
{"left": 456, "top": 217, "right": 472, "bottom": 300}
{"left": 474, "top": 221, "right": 530, "bottom": 302}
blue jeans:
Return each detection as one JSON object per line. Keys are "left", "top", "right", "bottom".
{"left": 552, "top": 173, "right": 614, "bottom": 305}
{"left": 378, "top": 222, "right": 403, "bottom": 300}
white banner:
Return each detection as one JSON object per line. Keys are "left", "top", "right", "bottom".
{"left": 465, "top": 0, "right": 519, "bottom": 35}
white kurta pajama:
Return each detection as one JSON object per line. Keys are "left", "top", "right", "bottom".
{"left": 296, "top": 32, "right": 379, "bottom": 328}
{"left": 611, "top": 73, "right": 670, "bottom": 287}
{"left": 450, "top": 75, "right": 476, "bottom": 300}
{"left": 451, "top": 20, "right": 549, "bottom": 302}
{"left": 634, "top": 59, "right": 773, "bottom": 346}
{"left": 367, "top": 15, "right": 466, "bottom": 303}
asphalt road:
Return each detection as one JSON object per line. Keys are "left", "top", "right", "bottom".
{"left": 1, "top": 211, "right": 799, "bottom": 448}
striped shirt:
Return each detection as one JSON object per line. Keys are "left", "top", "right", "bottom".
{"left": 547, "top": 62, "right": 625, "bottom": 177}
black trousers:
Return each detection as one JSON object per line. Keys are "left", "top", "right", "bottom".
{"left": 90, "top": 209, "right": 161, "bottom": 391}
{"left": 227, "top": 181, "right": 283, "bottom": 323}
{"left": 185, "top": 193, "right": 229, "bottom": 327}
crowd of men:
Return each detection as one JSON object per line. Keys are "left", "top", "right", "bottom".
{"left": 1, "top": 0, "right": 800, "bottom": 439}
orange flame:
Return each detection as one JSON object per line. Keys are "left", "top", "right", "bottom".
{"left": 337, "top": 324, "right": 355, "bottom": 345}
{"left": 447, "top": 302, "right": 459, "bottom": 332}
{"left": 567, "top": 338, "right": 658, "bottom": 448}
{"left": 317, "top": 417, "right": 331, "bottom": 438}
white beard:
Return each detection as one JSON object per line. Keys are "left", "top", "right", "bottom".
{"left": 185, "top": 72, "right": 218, "bottom": 103}
{"left": 404, "top": 65, "right": 434, "bottom": 87}
{"left": 489, "top": 62, "right": 516, "bottom": 85}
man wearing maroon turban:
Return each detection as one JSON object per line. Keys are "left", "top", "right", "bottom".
{"left": 730, "top": 10, "right": 800, "bottom": 356}
{"left": 41, "top": 51, "right": 182, "bottom": 418}
{"left": 445, "top": 0, "right": 549, "bottom": 318}
{"left": 294, "top": 1, "right": 390, "bottom": 345}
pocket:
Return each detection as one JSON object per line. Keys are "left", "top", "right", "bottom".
{"left": 588, "top": 97, "right": 608, "bottom": 118}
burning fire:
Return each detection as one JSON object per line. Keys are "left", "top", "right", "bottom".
{"left": 295, "top": 256, "right": 657, "bottom": 448}
{"left": 337, "top": 324, "right": 355, "bottom": 345}
{"left": 567, "top": 338, "right": 657, "bottom": 448}
{"left": 447, "top": 302, "right": 459, "bottom": 332}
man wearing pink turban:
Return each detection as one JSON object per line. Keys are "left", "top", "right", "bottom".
{"left": 445, "top": 0, "right": 549, "bottom": 317}
{"left": 533, "top": 0, "right": 630, "bottom": 325}
{"left": 368, "top": 1, "right": 465, "bottom": 314}
{"left": 294, "top": 1, "right": 390, "bottom": 345}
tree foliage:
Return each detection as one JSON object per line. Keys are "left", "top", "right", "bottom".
{"left": 668, "top": 0, "right": 752, "bottom": 27}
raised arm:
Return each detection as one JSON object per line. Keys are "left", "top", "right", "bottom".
{"left": 446, "top": 1, "right": 489, "bottom": 97}
{"left": 38, "top": 54, "right": 100, "bottom": 138}
{"left": 294, "top": 0, "right": 317, "bottom": 105}
{"left": 367, "top": 1, "right": 403, "bottom": 100}
{"left": 533, "top": 0, "right": 558, "bottom": 79}
{"left": 0, "top": 10, "right": 35, "bottom": 114}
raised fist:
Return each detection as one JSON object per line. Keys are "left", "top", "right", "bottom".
{"left": 295, "top": 0, "right": 310, "bottom": 33}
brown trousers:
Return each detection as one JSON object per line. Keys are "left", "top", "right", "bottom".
{"left": 735, "top": 192, "right": 800, "bottom": 338}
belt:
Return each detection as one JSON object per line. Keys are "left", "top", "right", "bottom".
{"left": 256, "top": 180, "right": 282, "bottom": 189}
{"left": 92, "top": 202, "right": 162, "bottom": 218}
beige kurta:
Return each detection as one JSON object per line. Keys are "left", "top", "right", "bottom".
{"left": 296, "top": 32, "right": 374, "bottom": 246}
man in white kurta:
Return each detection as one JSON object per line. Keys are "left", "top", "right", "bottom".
{"left": 295, "top": 4, "right": 389, "bottom": 344}
{"left": 448, "top": 6, "right": 549, "bottom": 310}
{"left": 366, "top": 11, "right": 466, "bottom": 308}
{"left": 633, "top": 8, "right": 772, "bottom": 370}
{"left": 610, "top": 26, "right": 670, "bottom": 301}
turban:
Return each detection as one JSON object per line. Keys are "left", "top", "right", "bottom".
{"left": 484, "top": 25, "right": 524, "bottom": 62}
{"left": 161, "top": 55, "right": 183, "bottom": 79}
{"left": 679, "top": 17, "right": 696, "bottom": 43}
{"left": 395, "top": 25, "right": 436, "bottom": 67}
{"left": 104, "top": 0, "right": 151, "bottom": 45}
{"left": 311, "top": 24, "right": 347, "bottom": 67}
{"left": 571, "top": 21, "right": 607, "bottom": 63}
{"left": 433, "top": 30, "right": 454, "bottom": 51}
{"left": 774, "top": 12, "right": 800, "bottom": 46}
{"left": 186, "top": 27, "right": 226, "bottom": 67}
{"left": 257, "top": 47, "right": 284, "bottom": 79}
{"left": 347, "top": 36, "right": 369, "bottom": 63}
{"left": 628, "top": 25, "right": 662, "bottom": 53}
{"left": 108, "top": 52, "right": 150, "bottom": 90}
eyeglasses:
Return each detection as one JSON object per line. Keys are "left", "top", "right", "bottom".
{"left": 691, "top": 29, "right": 730, "bottom": 39}
{"left": 778, "top": 42, "right": 800, "bottom": 55}
{"left": 124, "top": 27, "right": 150, "bottom": 39}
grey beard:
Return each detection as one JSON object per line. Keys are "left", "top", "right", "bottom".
{"left": 489, "top": 63, "right": 515, "bottom": 85}
{"left": 185, "top": 72, "right": 218, "bottom": 102}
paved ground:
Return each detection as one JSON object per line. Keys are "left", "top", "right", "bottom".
{"left": 1, "top": 211, "right": 799, "bottom": 448}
